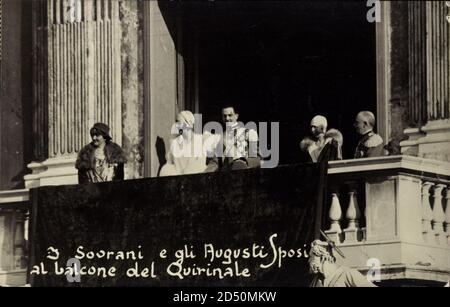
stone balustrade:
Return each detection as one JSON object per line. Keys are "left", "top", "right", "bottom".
{"left": 1, "top": 155, "right": 450, "bottom": 286}
{"left": 326, "top": 156, "right": 450, "bottom": 248}
{"left": 327, "top": 155, "right": 450, "bottom": 285}
{"left": 0, "top": 190, "right": 30, "bottom": 286}
{"left": 422, "top": 182, "right": 450, "bottom": 246}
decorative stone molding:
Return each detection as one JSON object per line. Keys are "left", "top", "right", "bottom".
{"left": 24, "top": 157, "right": 77, "bottom": 189}
{"left": 400, "top": 128, "right": 425, "bottom": 156}
{"left": 328, "top": 155, "right": 450, "bottom": 177}
{"left": 0, "top": 189, "right": 29, "bottom": 204}
{"left": 416, "top": 120, "right": 450, "bottom": 162}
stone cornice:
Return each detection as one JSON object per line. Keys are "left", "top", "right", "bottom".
{"left": 328, "top": 155, "right": 450, "bottom": 178}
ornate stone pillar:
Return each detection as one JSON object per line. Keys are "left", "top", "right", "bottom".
{"left": 408, "top": 1, "right": 428, "bottom": 129}
{"left": 25, "top": 0, "right": 122, "bottom": 188}
{"left": 400, "top": 1, "right": 428, "bottom": 156}
{"left": 419, "top": 1, "right": 450, "bottom": 161}
{"left": 401, "top": 1, "right": 450, "bottom": 162}
{"left": 426, "top": 2, "right": 450, "bottom": 122}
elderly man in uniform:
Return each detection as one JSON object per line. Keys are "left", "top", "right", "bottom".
{"left": 353, "top": 111, "right": 384, "bottom": 158}
{"left": 300, "top": 115, "right": 343, "bottom": 163}
{"left": 75, "top": 123, "right": 127, "bottom": 184}
{"left": 206, "top": 106, "right": 260, "bottom": 171}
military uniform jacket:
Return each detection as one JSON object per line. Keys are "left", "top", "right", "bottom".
{"left": 354, "top": 131, "right": 384, "bottom": 158}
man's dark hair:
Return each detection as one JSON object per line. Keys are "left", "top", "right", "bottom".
{"left": 221, "top": 106, "right": 237, "bottom": 114}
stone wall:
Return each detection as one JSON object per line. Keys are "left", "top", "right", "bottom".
{"left": 0, "top": 0, "right": 33, "bottom": 190}
{"left": 119, "top": 0, "right": 144, "bottom": 180}
{"left": 386, "top": 1, "right": 410, "bottom": 154}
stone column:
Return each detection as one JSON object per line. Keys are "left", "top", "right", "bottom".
{"left": 25, "top": 0, "right": 122, "bottom": 188}
{"left": 408, "top": 1, "right": 428, "bottom": 128}
{"left": 401, "top": 1, "right": 450, "bottom": 162}
{"left": 419, "top": 1, "right": 450, "bottom": 161}
{"left": 376, "top": 0, "right": 392, "bottom": 147}
{"left": 119, "top": 0, "right": 144, "bottom": 180}
{"left": 400, "top": 1, "right": 428, "bottom": 156}
{"left": 143, "top": 0, "right": 179, "bottom": 177}
{"left": 426, "top": 2, "right": 450, "bottom": 122}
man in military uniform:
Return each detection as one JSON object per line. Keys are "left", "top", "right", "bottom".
{"left": 353, "top": 111, "right": 385, "bottom": 159}
{"left": 205, "top": 106, "right": 260, "bottom": 171}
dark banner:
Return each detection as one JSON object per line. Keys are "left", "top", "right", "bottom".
{"left": 29, "top": 163, "right": 327, "bottom": 287}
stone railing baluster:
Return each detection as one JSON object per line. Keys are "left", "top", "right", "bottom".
{"left": 13, "top": 209, "right": 27, "bottom": 269}
{"left": 444, "top": 186, "right": 450, "bottom": 245}
{"left": 432, "top": 184, "right": 446, "bottom": 245}
{"left": 421, "top": 182, "right": 434, "bottom": 242}
{"left": 326, "top": 193, "right": 343, "bottom": 244}
{"left": 344, "top": 190, "right": 362, "bottom": 243}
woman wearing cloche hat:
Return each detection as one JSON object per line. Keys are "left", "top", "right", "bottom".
{"left": 75, "top": 123, "right": 127, "bottom": 184}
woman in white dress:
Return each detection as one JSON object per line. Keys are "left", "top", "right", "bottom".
{"left": 160, "top": 111, "right": 215, "bottom": 176}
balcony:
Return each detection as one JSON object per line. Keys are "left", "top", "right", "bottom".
{"left": 0, "top": 155, "right": 449, "bottom": 286}
{"left": 0, "top": 190, "right": 29, "bottom": 286}
{"left": 326, "top": 156, "right": 450, "bottom": 286}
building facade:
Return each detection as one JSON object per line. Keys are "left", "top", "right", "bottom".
{"left": 0, "top": 0, "right": 449, "bottom": 286}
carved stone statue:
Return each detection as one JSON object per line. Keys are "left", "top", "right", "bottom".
{"left": 308, "top": 240, "right": 377, "bottom": 287}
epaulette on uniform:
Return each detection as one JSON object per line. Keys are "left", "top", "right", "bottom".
{"left": 364, "top": 133, "right": 383, "bottom": 148}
